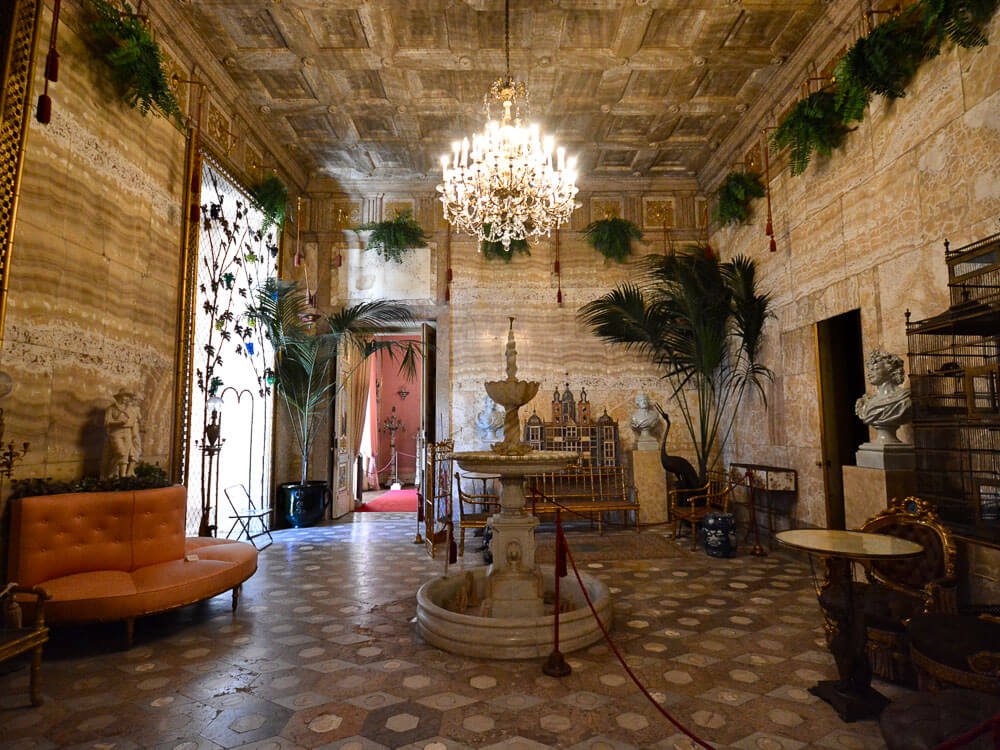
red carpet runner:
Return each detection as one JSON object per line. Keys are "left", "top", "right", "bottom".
{"left": 355, "top": 489, "right": 418, "bottom": 512}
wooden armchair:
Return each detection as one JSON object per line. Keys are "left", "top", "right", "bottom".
{"left": 454, "top": 472, "right": 500, "bottom": 557}
{"left": 1, "top": 583, "right": 50, "bottom": 706}
{"left": 857, "top": 496, "right": 958, "bottom": 684}
{"left": 668, "top": 470, "right": 733, "bottom": 550}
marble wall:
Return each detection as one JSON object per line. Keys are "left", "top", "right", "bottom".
{"left": 712, "top": 19, "right": 1000, "bottom": 540}
{"left": 0, "top": 1, "right": 299, "bottom": 542}
{"left": 1, "top": 2, "right": 185, "bottom": 494}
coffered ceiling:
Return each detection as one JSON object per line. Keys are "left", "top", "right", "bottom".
{"left": 182, "top": 0, "right": 825, "bottom": 185}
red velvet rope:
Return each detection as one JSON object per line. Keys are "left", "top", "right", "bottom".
{"left": 933, "top": 711, "right": 1000, "bottom": 749}
{"left": 555, "top": 515, "right": 717, "bottom": 749}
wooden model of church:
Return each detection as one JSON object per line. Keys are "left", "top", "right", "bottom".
{"left": 523, "top": 383, "right": 620, "bottom": 466}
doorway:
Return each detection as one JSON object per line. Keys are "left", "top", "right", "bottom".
{"left": 357, "top": 326, "right": 434, "bottom": 494}
{"left": 815, "top": 309, "right": 868, "bottom": 529}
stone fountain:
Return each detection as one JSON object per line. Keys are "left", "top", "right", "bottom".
{"left": 416, "top": 320, "right": 612, "bottom": 658}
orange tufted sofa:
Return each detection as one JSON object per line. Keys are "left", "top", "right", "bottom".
{"left": 7, "top": 486, "right": 257, "bottom": 645}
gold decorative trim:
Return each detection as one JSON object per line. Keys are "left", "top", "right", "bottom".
{"left": 0, "top": 0, "right": 43, "bottom": 346}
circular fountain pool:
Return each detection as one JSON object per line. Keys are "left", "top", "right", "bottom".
{"left": 416, "top": 565, "right": 611, "bottom": 659}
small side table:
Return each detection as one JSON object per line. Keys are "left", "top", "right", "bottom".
{"left": 776, "top": 529, "right": 923, "bottom": 722}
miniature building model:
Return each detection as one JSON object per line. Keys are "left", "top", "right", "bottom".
{"left": 524, "top": 383, "right": 620, "bottom": 466}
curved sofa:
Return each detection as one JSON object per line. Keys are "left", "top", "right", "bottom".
{"left": 7, "top": 486, "right": 257, "bottom": 645}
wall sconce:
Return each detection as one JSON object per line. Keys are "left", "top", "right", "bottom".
{"left": 397, "top": 386, "right": 410, "bottom": 400}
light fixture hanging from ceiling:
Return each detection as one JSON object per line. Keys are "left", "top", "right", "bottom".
{"left": 437, "top": 0, "right": 579, "bottom": 250}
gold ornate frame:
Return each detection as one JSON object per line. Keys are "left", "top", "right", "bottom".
{"left": 0, "top": 0, "right": 43, "bottom": 346}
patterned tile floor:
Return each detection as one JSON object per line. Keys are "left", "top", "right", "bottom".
{"left": 0, "top": 513, "right": 905, "bottom": 749}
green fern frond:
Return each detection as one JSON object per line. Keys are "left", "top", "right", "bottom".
{"left": 358, "top": 211, "right": 428, "bottom": 264}
{"left": 713, "top": 171, "right": 766, "bottom": 226}
{"left": 251, "top": 175, "right": 289, "bottom": 232}
{"left": 922, "top": 0, "right": 1000, "bottom": 48}
{"left": 481, "top": 237, "right": 530, "bottom": 261}
{"left": 87, "top": 0, "right": 182, "bottom": 122}
{"left": 842, "top": 6, "right": 933, "bottom": 99}
{"left": 582, "top": 218, "right": 643, "bottom": 262}
{"left": 771, "top": 91, "right": 850, "bottom": 176}
{"left": 832, "top": 56, "right": 872, "bottom": 123}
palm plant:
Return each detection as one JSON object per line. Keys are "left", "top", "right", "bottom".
{"left": 249, "top": 279, "right": 417, "bottom": 486}
{"left": 579, "top": 248, "right": 772, "bottom": 482}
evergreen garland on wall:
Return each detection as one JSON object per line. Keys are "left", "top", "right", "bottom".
{"left": 768, "top": 0, "right": 999, "bottom": 177}
{"left": 87, "top": 0, "right": 182, "bottom": 122}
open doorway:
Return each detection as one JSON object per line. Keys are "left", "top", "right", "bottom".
{"left": 815, "top": 309, "right": 868, "bottom": 529}
{"left": 358, "top": 331, "right": 429, "bottom": 495}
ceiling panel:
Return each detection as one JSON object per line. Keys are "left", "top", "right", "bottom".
{"left": 182, "top": 0, "right": 825, "bottom": 182}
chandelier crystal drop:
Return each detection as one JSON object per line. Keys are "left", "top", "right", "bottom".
{"left": 436, "top": 1, "right": 579, "bottom": 250}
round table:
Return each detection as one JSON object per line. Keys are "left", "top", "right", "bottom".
{"left": 776, "top": 529, "right": 924, "bottom": 722}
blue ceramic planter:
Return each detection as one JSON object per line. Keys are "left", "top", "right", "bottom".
{"left": 280, "top": 481, "right": 330, "bottom": 528}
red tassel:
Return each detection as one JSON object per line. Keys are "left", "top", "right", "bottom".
{"left": 293, "top": 251, "right": 303, "bottom": 267}
{"left": 765, "top": 218, "right": 773, "bottom": 237}
{"left": 36, "top": 93, "right": 51, "bottom": 123}
{"left": 45, "top": 50, "right": 59, "bottom": 82}
{"left": 557, "top": 288, "right": 563, "bottom": 304}
{"left": 447, "top": 267, "right": 453, "bottom": 282}
{"left": 554, "top": 260, "right": 560, "bottom": 274}
{"left": 769, "top": 236, "right": 777, "bottom": 253}
{"left": 333, "top": 253, "right": 342, "bottom": 268}
{"left": 445, "top": 286, "right": 450, "bottom": 302}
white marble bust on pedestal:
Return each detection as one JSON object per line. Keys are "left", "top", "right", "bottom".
{"left": 854, "top": 350, "right": 914, "bottom": 470}
{"left": 630, "top": 391, "right": 660, "bottom": 450}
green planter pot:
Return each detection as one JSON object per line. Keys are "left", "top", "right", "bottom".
{"left": 279, "top": 480, "right": 330, "bottom": 528}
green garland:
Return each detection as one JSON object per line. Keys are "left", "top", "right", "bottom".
{"left": 481, "top": 237, "right": 530, "bottom": 261}
{"left": 251, "top": 175, "right": 289, "bottom": 231}
{"left": 923, "top": 0, "right": 1000, "bottom": 48}
{"left": 839, "top": 5, "right": 932, "bottom": 100}
{"left": 87, "top": 0, "right": 181, "bottom": 121}
{"left": 582, "top": 218, "right": 643, "bottom": 262}
{"left": 358, "top": 211, "right": 428, "bottom": 264}
{"left": 9, "top": 462, "right": 170, "bottom": 500}
{"left": 713, "top": 172, "right": 766, "bottom": 226}
{"left": 771, "top": 91, "right": 850, "bottom": 176}
{"left": 773, "top": 0, "right": 997, "bottom": 176}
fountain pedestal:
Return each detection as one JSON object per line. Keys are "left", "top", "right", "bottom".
{"left": 415, "top": 319, "right": 612, "bottom": 658}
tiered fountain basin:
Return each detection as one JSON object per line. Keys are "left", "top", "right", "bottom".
{"left": 415, "top": 449, "right": 612, "bottom": 659}
{"left": 416, "top": 566, "right": 611, "bottom": 659}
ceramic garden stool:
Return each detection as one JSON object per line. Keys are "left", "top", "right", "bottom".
{"left": 702, "top": 512, "right": 737, "bottom": 557}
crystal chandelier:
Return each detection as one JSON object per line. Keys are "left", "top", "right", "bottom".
{"left": 437, "top": 0, "right": 579, "bottom": 250}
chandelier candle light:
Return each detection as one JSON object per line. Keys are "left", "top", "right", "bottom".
{"left": 437, "top": 0, "right": 579, "bottom": 250}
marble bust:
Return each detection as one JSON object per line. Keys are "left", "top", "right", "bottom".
{"left": 855, "top": 350, "right": 912, "bottom": 444}
{"left": 475, "top": 394, "right": 504, "bottom": 443}
{"left": 630, "top": 391, "right": 660, "bottom": 449}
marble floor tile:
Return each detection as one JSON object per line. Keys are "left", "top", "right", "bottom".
{"left": 0, "top": 514, "right": 895, "bottom": 749}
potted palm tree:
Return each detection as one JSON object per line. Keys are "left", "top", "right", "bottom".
{"left": 579, "top": 248, "right": 772, "bottom": 483}
{"left": 249, "top": 279, "right": 416, "bottom": 527}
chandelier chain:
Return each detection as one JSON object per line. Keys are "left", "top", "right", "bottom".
{"left": 505, "top": 0, "right": 511, "bottom": 79}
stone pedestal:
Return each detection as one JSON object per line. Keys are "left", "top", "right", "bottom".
{"left": 843, "top": 465, "right": 917, "bottom": 530}
{"left": 856, "top": 442, "right": 915, "bottom": 470}
{"left": 632, "top": 448, "right": 668, "bottom": 525}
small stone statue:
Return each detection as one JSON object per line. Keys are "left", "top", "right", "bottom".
{"left": 475, "top": 394, "right": 504, "bottom": 443}
{"left": 104, "top": 391, "right": 142, "bottom": 478}
{"left": 630, "top": 391, "right": 659, "bottom": 449}
{"left": 855, "top": 350, "right": 912, "bottom": 444}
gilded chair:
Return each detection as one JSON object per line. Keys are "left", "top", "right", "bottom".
{"left": 454, "top": 472, "right": 501, "bottom": 557}
{"left": 857, "top": 496, "right": 958, "bottom": 684}
{"left": 668, "top": 470, "right": 733, "bottom": 550}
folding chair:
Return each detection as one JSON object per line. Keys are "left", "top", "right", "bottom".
{"left": 224, "top": 484, "right": 273, "bottom": 550}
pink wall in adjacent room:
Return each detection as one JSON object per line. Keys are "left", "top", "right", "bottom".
{"left": 374, "top": 335, "right": 422, "bottom": 484}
